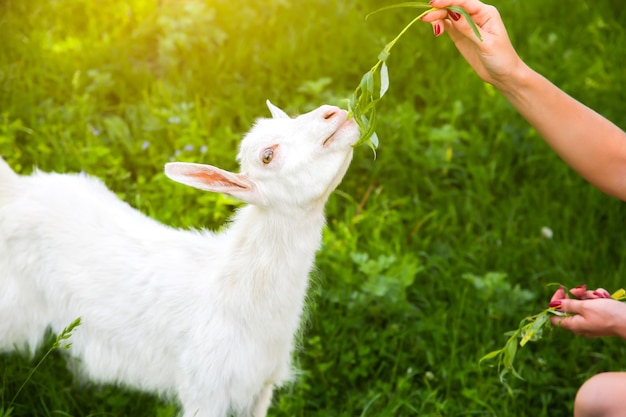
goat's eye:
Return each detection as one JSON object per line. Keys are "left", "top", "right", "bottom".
{"left": 261, "top": 148, "right": 274, "bottom": 164}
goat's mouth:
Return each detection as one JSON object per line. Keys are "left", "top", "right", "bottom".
{"left": 322, "top": 133, "right": 336, "bottom": 148}
{"left": 323, "top": 119, "right": 358, "bottom": 148}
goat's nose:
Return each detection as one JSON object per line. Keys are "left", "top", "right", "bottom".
{"left": 323, "top": 108, "right": 339, "bottom": 120}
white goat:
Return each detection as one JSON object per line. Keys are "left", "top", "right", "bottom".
{"left": 0, "top": 101, "right": 359, "bottom": 417}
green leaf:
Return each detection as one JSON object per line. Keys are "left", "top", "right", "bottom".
{"left": 360, "top": 97, "right": 381, "bottom": 115}
{"left": 611, "top": 288, "right": 626, "bottom": 300}
{"left": 446, "top": 5, "right": 483, "bottom": 41}
{"left": 360, "top": 71, "right": 375, "bottom": 96}
{"left": 519, "top": 312, "right": 549, "bottom": 346}
{"left": 503, "top": 338, "right": 517, "bottom": 368}
{"left": 379, "top": 62, "right": 390, "bottom": 97}
{"left": 369, "top": 131, "right": 379, "bottom": 149}
{"left": 347, "top": 92, "right": 356, "bottom": 113}
{"left": 360, "top": 112, "right": 376, "bottom": 143}
{"left": 479, "top": 348, "right": 503, "bottom": 365}
{"left": 352, "top": 110, "right": 379, "bottom": 150}
{"left": 366, "top": 2, "right": 433, "bottom": 20}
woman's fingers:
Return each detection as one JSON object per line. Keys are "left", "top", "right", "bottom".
{"left": 421, "top": 9, "right": 449, "bottom": 23}
{"left": 422, "top": 0, "right": 500, "bottom": 49}
{"left": 570, "top": 285, "right": 610, "bottom": 300}
{"left": 559, "top": 298, "right": 585, "bottom": 315}
{"left": 569, "top": 285, "right": 587, "bottom": 298}
{"left": 550, "top": 286, "right": 567, "bottom": 302}
{"left": 429, "top": 0, "right": 490, "bottom": 15}
{"left": 550, "top": 299, "right": 585, "bottom": 331}
{"left": 593, "top": 288, "right": 612, "bottom": 299}
{"left": 430, "top": 21, "right": 444, "bottom": 37}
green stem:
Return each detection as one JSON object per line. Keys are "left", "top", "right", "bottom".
{"left": 7, "top": 318, "right": 80, "bottom": 408}
{"left": 350, "top": 4, "right": 481, "bottom": 151}
{"left": 9, "top": 349, "right": 54, "bottom": 405}
{"left": 360, "top": 8, "right": 434, "bottom": 93}
{"left": 383, "top": 9, "right": 435, "bottom": 54}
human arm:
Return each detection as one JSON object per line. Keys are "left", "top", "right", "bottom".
{"left": 549, "top": 285, "right": 626, "bottom": 339}
{"left": 422, "top": 0, "right": 626, "bottom": 201}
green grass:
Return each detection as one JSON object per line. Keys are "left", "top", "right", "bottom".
{"left": 1, "top": 0, "right": 625, "bottom": 416}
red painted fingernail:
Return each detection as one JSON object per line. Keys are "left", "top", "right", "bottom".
{"left": 549, "top": 301, "right": 562, "bottom": 308}
{"left": 448, "top": 11, "right": 462, "bottom": 21}
{"left": 594, "top": 290, "right": 611, "bottom": 299}
{"left": 433, "top": 23, "right": 442, "bottom": 37}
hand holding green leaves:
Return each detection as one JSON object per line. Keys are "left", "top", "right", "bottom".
{"left": 481, "top": 286, "right": 626, "bottom": 392}
{"left": 550, "top": 285, "right": 626, "bottom": 339}
{"left": 348, "top": 3, "right": 482, "bottom": 152}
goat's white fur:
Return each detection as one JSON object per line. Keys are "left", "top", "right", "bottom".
{"left": 0, "top": 101, "right": 359, "bottom": 417}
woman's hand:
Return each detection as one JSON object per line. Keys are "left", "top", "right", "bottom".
{"left": 422, "top": 0, "right": 626, "bottom": 201}
{"left": 421, "top": 0, "right": 527, "bottom": 90}
{"left": 550, "top": 286, "right": 626, "bottom": 339}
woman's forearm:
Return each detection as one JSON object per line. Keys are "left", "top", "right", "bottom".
{"left": 423, "top": 0, "right": 626, "bottom": 200}
{"left": 496, "top": 64, "right": 626, "bottom": 200}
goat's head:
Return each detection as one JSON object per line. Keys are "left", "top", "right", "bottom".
{"left": 164, "top": 101, "right": 359, "bottom": 212}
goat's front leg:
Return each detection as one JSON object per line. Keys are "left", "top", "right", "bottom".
{"left": 251, "top": 383, "right": 274, "bottom": 417}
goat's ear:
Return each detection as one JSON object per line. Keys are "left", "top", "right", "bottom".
{"left": 164, "top": 162, "right": 265, "bottom": 205}
{"left": 266, "top": 100, "right": 290, "bottom": 119}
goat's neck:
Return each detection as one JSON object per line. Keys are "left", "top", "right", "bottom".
{"left": 223, "top": 204, "right": 325, "bottom": 323}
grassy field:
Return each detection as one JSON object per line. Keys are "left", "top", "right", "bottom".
{"left": 1, "top": 0, "right": 625, "bottom": 416}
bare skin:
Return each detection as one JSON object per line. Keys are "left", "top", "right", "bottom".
{"left": 421, "top": 1, "right": 626, "bottom": 415}
{"left": 422, "top": 0, "right": 626, "bottom": 201}
{"left": 550, "top": 286, "right": 626, "bottom": 339}
{"left": 550, "top": 286, "right": 626, "bottom": 417}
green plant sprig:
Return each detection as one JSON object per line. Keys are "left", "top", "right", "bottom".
{"left": 480, "top": 288, "right": 626, "bottom": 394}
{"left": 7, "top": 318, "right": 81, "bottom": 408}
{"left": 348, "top": 3, "right": 482, "bottom": 154}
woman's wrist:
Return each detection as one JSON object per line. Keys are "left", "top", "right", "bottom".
{"left": 490, "top": 60, "right": 536, "bottom": 103}
{"left": 610, "top": 303, "right": 626, "bottom": 340}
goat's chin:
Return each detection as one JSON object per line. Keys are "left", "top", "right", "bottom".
{"left": 319, "top": 150, "right": 353, "bottom": 204}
